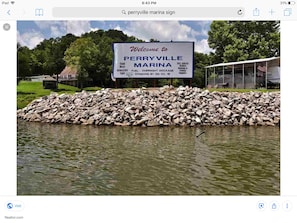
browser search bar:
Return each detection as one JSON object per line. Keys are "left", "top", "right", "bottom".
{"left": 52, "top": 7, "right": 244, "bottom": 18}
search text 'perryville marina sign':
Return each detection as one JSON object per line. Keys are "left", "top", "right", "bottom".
{"left": 112, "top": 42, "right": 194, "bottom": 79}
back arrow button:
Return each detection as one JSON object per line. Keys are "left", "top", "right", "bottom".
{"left": 7, "top": 10, "right": 11, "bottom": 15}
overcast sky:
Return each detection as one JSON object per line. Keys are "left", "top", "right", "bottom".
{"left": 17, "top": 20, "right": 213, "bottom": 54}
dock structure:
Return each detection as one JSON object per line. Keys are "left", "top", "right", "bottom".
{"left": 205, "top": 57, "right": 280, "bottom": 89}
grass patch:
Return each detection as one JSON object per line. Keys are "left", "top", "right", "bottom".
{"left": 83, "top": 86, "right": 102, "bottom": 91}
{"left": 207, "top": 88, "right": 280, "bottom": 93}
{"left": 17, "top": 81, "right": 80, "bottom": 109}
{"left": 17, "top": 81, "right": 51, "bottom": 95}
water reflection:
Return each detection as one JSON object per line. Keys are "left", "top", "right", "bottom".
{"left": 17, "top": 120, "right": 279, "bottom": 195}
{"left": 192, "top": 126, "right": 280, "bottom": 195}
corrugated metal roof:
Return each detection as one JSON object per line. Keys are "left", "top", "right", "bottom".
{"left": 205, "top": 57, "right": 280, "bottom": 68}
{"left": 43, "top": 75, "right": 56, "bottom": 81}
{"left": 59, "top": 66, "right": 78, "bottom": 75}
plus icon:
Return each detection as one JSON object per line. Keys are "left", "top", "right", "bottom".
{"left": 269, "top": 9, "right": 276, "bottom": 15}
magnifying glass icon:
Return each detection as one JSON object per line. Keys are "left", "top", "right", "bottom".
{"left": 122, "top": 10, "right": 126, "bottom": 15}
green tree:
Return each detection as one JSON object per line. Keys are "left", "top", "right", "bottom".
{"left": 208, "top": 21, "right": 280, "bottom": 63}
{"left": 81, "top": 29, "right": 142, "bottom": 87}
{"left": 192, "top": 52, "right": 210, "bottom": 88}
{"left": 30, "top": 38, "right": 57, "bottom": 75}
{"left": 17, "top": 45, "right": 32, "bottom": 79}
{"left": 64, "top": 37, "right": 99, "bottom": 89}
{"left": 51, "top": 34, "right": 78, "bottom": 74}
{"left": 105, "top": 29, "right": 141, "bottom": 42}
{"left": 149, "top": 38, "right": 160, "bottom": 42}
{"left": 94, "top": 36, "right": 113, "bottom": 87}
{"left": 29, "top": 34, "right": 77, "bottom": 76}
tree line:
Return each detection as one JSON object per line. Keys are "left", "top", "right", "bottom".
{"left": 17, "top": 21, "right": 280, "bottom": 88}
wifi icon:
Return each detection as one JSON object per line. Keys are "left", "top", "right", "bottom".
{"left": 11, "top": 1, "right": 15, "bottom": 4}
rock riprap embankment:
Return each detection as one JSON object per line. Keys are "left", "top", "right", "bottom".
{"left": 17, "top": 86, "right": 280, "bottom": 126}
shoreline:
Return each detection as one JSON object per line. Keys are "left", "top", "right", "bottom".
{"left": 17, "top": 86, "right": 280, "bottom": 127}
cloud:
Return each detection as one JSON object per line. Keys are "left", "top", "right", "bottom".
{"left": 194, "top": 21, "right": 211, "bottom": 37}
{"left": 17, "top": 30, "right": 44, "bottom": 49}
{"left": 120, "top": 21, "right": 212, "bottom": 54}
{"left": 34, "top": 21, "right": 63, "bottom": 30}
{"left": 18, "top": 20, "right": 213, "bottom": 53}
{"left": 195, "top": 39, "right": 214, "bottom": 54}
{"left": 18, "top": 21, "right": 92, "bottom": 49}
{"left": 34, "top": 21, "right": 91, "bottom": 37}
{"left": 50, "top": 25, "right": 63, "bottom": 37}
{"left": 122, "top": 21, "right": 194, "bottom": 41}
{"left": 65, "top": 21, "right": 91, "bottom": 36}
{"left": 114, "top": 25, "right": 122, "bottom": 31}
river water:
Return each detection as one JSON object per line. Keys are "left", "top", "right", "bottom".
{"left": 17, "top": 119, "right": 280, "bottom": 195}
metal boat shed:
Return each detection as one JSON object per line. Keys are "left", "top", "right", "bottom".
{"left": 205, "top": 57, "right": 280, "bottom": 89}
